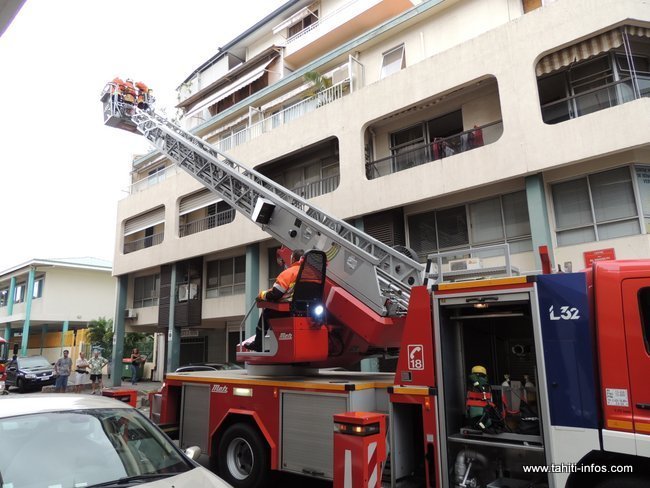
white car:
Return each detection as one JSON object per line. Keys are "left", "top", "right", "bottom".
{"left": 0, "top": 394, "right": 231, "bottom": 488}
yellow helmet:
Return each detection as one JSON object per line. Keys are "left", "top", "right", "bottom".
{"left": 471, "top": 365, "right": 487, "bottom": 375}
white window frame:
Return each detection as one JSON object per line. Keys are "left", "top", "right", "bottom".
{"left": 380, "top": 44, "right": 405, "bottom": 79}
{"left": 133, "top": 274, "right": 160, "bottom": 308}
{"left": 206, "top": 256, "right": 246, "bottom": 298}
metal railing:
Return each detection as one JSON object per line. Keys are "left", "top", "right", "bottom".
{"left": 290, "top": 174, "right": 340, "bottom": 199}
{"left": 285, "top": 0, "right": 359, "bottom": 45}
{"left": 129, "top": 165, "right": 178, "bottom": 194}
{"left": 541, "top": 76, "right": 650, "bottom": 124}
{"left": 179, "top": 209, "right": 236, "bottom": 237}
{"left": 123, "top": 232, "right": 164, "bottom": 254}
{"left": 366, "top": 121, "right": 503, "bottom": 180}
{"left": 215, "top": 80, "right": 350, "bottom": 152}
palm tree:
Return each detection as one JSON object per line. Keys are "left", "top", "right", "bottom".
{"left": 87, "top": 317, "right": 113, "bottom": 358}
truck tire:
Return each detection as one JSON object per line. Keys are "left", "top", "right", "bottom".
{"left": 217, "top": 423, "right": 269, "bottom": 488}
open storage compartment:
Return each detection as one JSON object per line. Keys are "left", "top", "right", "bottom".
{"left": 436, "top": 290, "right": 549, "bottom": 487}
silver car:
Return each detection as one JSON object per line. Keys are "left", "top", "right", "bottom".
{"left": 0, "top": 394, "right": 231, "bottom": 488}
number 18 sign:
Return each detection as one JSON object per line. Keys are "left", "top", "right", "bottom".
{"left": 408, "top": 344, "right": 424, "bottom": 370}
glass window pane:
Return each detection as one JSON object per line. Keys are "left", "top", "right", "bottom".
{"left": 407, "top": 212, "right": 437, "bottom": 261}
{"left": 437, "top": 206, "right": 468, "bottom": 249}
{"left": 503, "top": 191, "right": 531, "bottom": 238}
{"left": 380, "top": 45, "right": 405, "bottom": 79}
{"left": 552, "top": 178, "right": 593, "bottom": 229}
{"left": 219, "top": 259, "right": 233, "bottom": 286}
{"left": 206, "top": 261, "right": 219, "bottom": 288}
{"left": 234, "top": 256, "right": 246, "bottom": 285}
{"left": 597, "top": 219, "right": 640, "bottom": 240}
{"left": 469, "top": 198, "right": 504, "bottom": 244}
{"left": 557, "top": 227, "right": 596, "bottom": 246}
{"left": 508, "top": 238, "right": 533, "bottom": 254}
{"left": 589, "top": 167, "right": 637, "bottom": 223}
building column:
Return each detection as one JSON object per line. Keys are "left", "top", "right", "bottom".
{"left": 526, "top": 173, "right": 555, "bottom": 270}
{"left": 60, "top": 320, "right": 69, "bottom": 353}
{"left": 111, "top": 275, "right": 128, "bottom": 387}
{"left": 20, "top": 268, "right": 36, "bottom": 356}
{"left": 166, "top": 264, "right": 180, "bottom": 373}
{"left": 7, "top": 277, "right": 16, "bottom": 316}
{"left": 40, "top": 324, "right": 48, "bottom": 355}
{"left": 245, "top": 243, "right": 260, "bottom": 338}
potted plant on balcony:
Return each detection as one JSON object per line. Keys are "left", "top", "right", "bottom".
{"left": 303, "top": 71, "right": 333, "bottom": 107}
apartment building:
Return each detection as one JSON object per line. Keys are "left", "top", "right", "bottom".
{"left": 0, "top": 258, "right": 115, "bottom": 363}
{"left": 112, "top": 0, "right": 650, "bottom": 373}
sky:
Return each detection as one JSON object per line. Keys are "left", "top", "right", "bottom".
{"left": 0, "top": 0, "right": 286, "bottom": 272}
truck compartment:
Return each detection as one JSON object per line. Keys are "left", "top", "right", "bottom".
{"left": 437, "top": 291, "right": 548, "bottom": 487}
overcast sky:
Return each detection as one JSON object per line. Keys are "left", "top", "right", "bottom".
{"left": 0, "top": 0, "right": 286, "bottom": 272}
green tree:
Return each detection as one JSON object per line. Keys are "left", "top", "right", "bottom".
{"left": 87, "top": 317, "right": 114, "bottom": 358}
{"left": 303, "top": 71, "right": 332, "bottom": 97}
{"left": 124, "top": 332, "right": 154, "bottom": 360}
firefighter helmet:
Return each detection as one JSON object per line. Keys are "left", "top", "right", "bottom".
{"left": 471, "top": 365, "right": 487, "bottom": 375}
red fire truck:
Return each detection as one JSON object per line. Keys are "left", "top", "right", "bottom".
{"left": 102, "top": 84, "right": 650, "bottom": 487}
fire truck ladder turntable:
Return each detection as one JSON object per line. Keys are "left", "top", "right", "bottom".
{"left": 102, "top": 92, "right": 423, "bottom": 317}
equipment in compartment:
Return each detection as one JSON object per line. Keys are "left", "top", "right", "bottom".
{"left": 438, "top": 290, "right": 547, "bottom": 487}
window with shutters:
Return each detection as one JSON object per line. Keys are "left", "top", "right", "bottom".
{"left": 407, "top": 191, "right": 532, "bottom": 261}
{"left": 134, "top": 274, "right": 160, "bottom": 308}
{"left": 206, "top": 256, "right": 246, "bottom": 298}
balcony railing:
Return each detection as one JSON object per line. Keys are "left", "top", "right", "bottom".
{"left": 290, "top": 174, "right": 340, "bottom": 199}
{"left": 366, "top": 121, "right": 504, "bottom": 180}
{"left": 179, "top": 209, "right": 236, "bottom": 237}
{"left": 215, "top": 80, "right": 350, "bottom": 152}
{"left": 123, "top": 232, "right": 164, "bottom": 254}
{"left": 286, "top": 0, "right": 365, "bottom": 46}
{"left": 541, "top": 76, "right": 650, "bottom": 124}
{"left": 129, "top": 165, "right": 179, "bottom": 194}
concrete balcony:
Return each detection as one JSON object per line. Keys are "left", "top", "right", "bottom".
{"left": 283, "top": 0, "right": 414, "bottom": 67}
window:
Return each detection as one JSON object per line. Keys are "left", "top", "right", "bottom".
{"left": 407, "top": 191, "right": 532, "bottom": 261}
{"left": 552, "top": 167, "right": 640, "bottom": 246}
{"left": 147, "top": 166, "right": 166, "bottom": 186}
{"left": 0, "top": 288, "right": 7, "bottom": 307}
{"left": 537, "top": 28, "right": 650, "bottom": 124}
{"left": 638, "top": 287, "right": 650, "bottom": 354}
{"left": 13, "top": 283, "right": 25, "bottom": 304}
{"left": 380, "top": 45, "right": 405, "bottom": 79}
{"left": 133, "top": 274, "right": 160, "bottom": 308}
{"left": 288, "top": 9, "right": 318, "bottom": 38}
{"left": 32, "top": 277, "right": 44, "bottom": 299}
{"left": 206, "top": 256, "right": 246, "bottom": 298}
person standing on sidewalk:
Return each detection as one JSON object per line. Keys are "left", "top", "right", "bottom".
{"left": 72, "top": 351, "right": 91, "bottom": 393}
{"left": 130, "top": 348, "right": 145, "bottom": 385}
{"left": 54, "top": 350, "right": 72, "bottom": 393}
{"left": 88, "top": 350, "right": 109, "bottom": 395}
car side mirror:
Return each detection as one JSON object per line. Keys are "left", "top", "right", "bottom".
{"left": 184, "top": 446, "right": 201, "bottom": 460}
{"left": 7, "top": 367, "right": 16, "bottom": 372}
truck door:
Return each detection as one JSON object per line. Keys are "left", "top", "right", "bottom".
{"left": 622, "top": 279, "right": 650, "bottom": 456}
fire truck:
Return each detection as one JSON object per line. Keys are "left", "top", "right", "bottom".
{"left": 102, "top": 83, "right": 650, "bottom": 488}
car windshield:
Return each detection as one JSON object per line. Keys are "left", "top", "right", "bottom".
{"left": 0, "top": 408, "right": 193, "bottom": 488}
{"left": 18, "top": 356, "right": 51, "bottom": 368}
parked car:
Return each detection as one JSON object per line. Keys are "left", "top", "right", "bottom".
{"left": 0, "top": 394, "right": 232, "bottom": 487}
{"left": 174, "top": 362, "right": 243, "bottom": 373}
{"left": 4, "top": 355, "right": 55, "bottom": 392}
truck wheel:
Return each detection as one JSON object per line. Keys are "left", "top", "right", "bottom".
{"left": 217, "top": 423, "right": 269, "bottom": 488}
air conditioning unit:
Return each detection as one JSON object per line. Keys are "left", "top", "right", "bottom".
{"left": 124, "top": 309, "right": 138, "bottom": 319}
{"left": 448, "top": 258, "right": 483, "bottom": 271}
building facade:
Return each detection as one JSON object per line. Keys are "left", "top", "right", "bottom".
{"left": 0, "top": 258, "right": 115, "bottom": 363}
{"left": 112, "top": 0, "right": 650, "bottom": 373}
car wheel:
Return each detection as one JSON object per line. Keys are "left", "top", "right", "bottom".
{"left": 17, "top": 378, "right": 25, "bottom": 393}
{"left": 217, "top": 423, "right": 269, "bottom": 488}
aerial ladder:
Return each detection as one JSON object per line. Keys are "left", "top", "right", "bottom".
{"left": 101, "top": 82, "right": 424, "bottom": 367}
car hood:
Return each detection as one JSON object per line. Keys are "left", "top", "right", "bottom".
{"left": 20, "top": 366, "right": 53, "bottom": 373}
{"left": 143, "top": 467, "right": 231, "bottom": 488}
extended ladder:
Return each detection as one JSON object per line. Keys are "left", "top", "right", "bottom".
{"left": 102, "top": 91, "right": 423, "bottom": 316}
